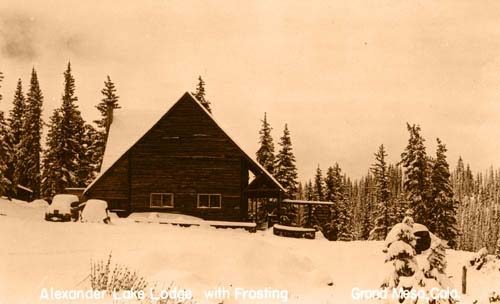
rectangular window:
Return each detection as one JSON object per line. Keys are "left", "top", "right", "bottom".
{"left": 197, "top": 194, "right": 222, "bottom": 209}
{"left": 150, "top": 193, "right": 174, "bottom": 208}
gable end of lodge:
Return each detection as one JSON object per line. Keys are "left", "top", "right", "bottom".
{"left": 83, "top": 92, "right": 286, "bottom": 222}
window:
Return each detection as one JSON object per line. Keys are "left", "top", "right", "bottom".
{"left": 150, "top": 193, "right": 174, "bottom": 208}
{"left": 197, "top": 194, "right": 222, "bottom": 209}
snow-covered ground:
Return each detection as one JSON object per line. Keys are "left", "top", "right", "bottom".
{"left": 0, "top": 198, "right": 498, "bottom": 304}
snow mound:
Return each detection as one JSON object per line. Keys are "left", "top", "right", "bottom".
{"left": 30, "top": 199, "right": 49, "bottom": 208}
{"left": 128, "top": 212, "right": 205, "bottom": 224}
{"left": 81, "top": 199, "right": 109, "bottom": 223}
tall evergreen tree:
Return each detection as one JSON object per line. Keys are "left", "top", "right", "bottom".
{"left": 42, "top": 63, "right": 86, "bottom": 195}
{"left": 275, "top": 124, "right": 298, "bottom": 196}
{"left": 95, "top": 76, "right": 120, "bottom": 135}
{"left": 6, "top": 79, "right": 26, "bottom": 186}
{"left": 94, "top": 75, "right": 120, "bottom": 173}
{"left": 429, "top": 138, "right": 459, "bottom": 248}
{"left": 16, "top": 68, "right": 43, "bottom": 197}
{"left": 400, "top": 123, "right": 432, "bottom": 226}
{"left": 369, "top": 144, "right": 392, "bottom": 240}
{"left": 79, "top": 124, "right": 100, "bottom": 185}
{"left": 192, "top": 76, "right": 211, "bottom": 113}
{"left": 8, "top": 79, "right": 25, "bottom": 145}
{"left": 324, "top": 166, "right": 335, "bottom": 202}
{"left": 41, "top": 109, "right": 63, "bottom": 198}
{"left": 59, "top": 62, "right": 85, "bottom": 187}
{"left": 256, "top": 112, "right": 275, "bottom": 174}
{"left": 313, "top": 165, "right": 324, "bottom": 201}
{"left": 337, "top": 171, "right": 354, "bottom": 241}
{"left": 0, "top": 71, "right": 14, "bottom": 196}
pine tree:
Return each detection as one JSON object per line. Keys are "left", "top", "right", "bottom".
{"left": 42, "top": 63, "right": 86, "bottom": 195}
{"left": 313, "top": 165, "right": 324, "bottom": 201}
{"left": 337, "top": 173, "right": 354, "bottom": 241}
{"left": 192, "top": 76, "right": 211, "bottom": 113}
{"left": 41, "top": 109, "right": 63, "bottom": 198}
{"left": 430, "top": 139, "right": 459, "bottom": 248}
{"left": 256, "top": 112, "right": 275, "bottom": 174}
{"left": 59, "top": 62, "right": 86, "bottom": 187}
{"left": 275, "top": 124, "right": 298, "bottom": 196}
{"left": 382, "top": 216, "right": 424, "bottom": 301}
{"left": 80, "top": 124, "right": 100, "bottom": 184}
{"left": 0, "top": 71, "right": 14, "bottom": 196}
{"left": 400, "top": 123, "right": 432, "bottom": 226}
{"left": 324, "top": 166, "right": 335, "bottom": 202}
{"left": 422, "top": 240, "right": 457, "bottom": 303}
{"left": 16, "top": 68, "right": 43, "bottom": 197}
{"left": 369, "top": 144, "right": 392, "bottom": 240}
{"left": 95, "top": 76, "right": 120, "bottom": 135}
{"left": 7, "top": 79, "right": 26, "bottom": 186}
{"left": 8, "top": 79, "right": 25, "bottom": 146}
{"left": 94, "top": 75, "right": 120, "bottom": 173}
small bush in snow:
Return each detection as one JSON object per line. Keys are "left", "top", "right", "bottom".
{"left": 381, "top": 216, "right": 425, "bottom": 302}
{"left": 90, "top": 253, "right": 147, "bottom": 293}
{"left": 490, "top": 292, "right": 500, "bottom": 303}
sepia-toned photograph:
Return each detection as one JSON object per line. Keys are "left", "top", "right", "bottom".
{"left": 1, "top": 1, "right": 500, "bottom": 303}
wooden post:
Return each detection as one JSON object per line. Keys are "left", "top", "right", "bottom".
{"left": 461, "top": 266, "right": 467, "bottom": 295}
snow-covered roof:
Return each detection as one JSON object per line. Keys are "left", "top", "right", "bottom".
{"left": 84, "top": 92, "right": 285, "bottom": 194}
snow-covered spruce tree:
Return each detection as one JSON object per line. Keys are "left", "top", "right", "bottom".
{"left": 382, "top": 216, "right": 424, "bottom": 303}
{"left": 79, "top": 124, "right": 100, "bottom": 185}
{"left": 192, "top": 75, "right": 211, "bottom": 113}
{"left": 422, "top": 240, "right": 456, "bottom": 304}
{"left": 60, "top": 63, "right": 86, "bottom": 187}
{"left": 6, "top": 79, "right": 25, "bottom": 185}
{"left": 337, "top": 174, "right": 354, "bottom": 241}
{"left": 94, "top": 75, "right": 120, "bottom": 173}
{"left": 369, "top": 144, "right": 392, "bottom": 240}
{"left": 256, "top": 112, "right": 275, "bottom": 174}
{"left": 429, "top": 139, "right": 459, "bottom": 249}
{"left": 0, "top": 71, "right": 14, "bottom": 196}
{"left": 275, "top": 124, "right": 298, "bottom": 224}
{"left": 400, "top": 123, "right": 432, "bottom": 227}
{"left": 314, "top": 165, "right": 324, "bottom": 201}
{"left": 275, "top": 124, "right": 298, "bottom": 196}
{"left": 15, "top": 68, "right": 43, "bottom": 197}
{"left": 42, "top": 62, "right": 86, "bottom": 194}
{"left": 41, "top": 109, "right": 64, "bottom": 198}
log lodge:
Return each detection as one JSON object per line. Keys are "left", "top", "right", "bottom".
{"left": 83, "top": 92, "right": 286, "bottom": 222}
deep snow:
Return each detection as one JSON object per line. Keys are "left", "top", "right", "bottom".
{"left": 0, "top": 198, "right": 499, "bottom": 304}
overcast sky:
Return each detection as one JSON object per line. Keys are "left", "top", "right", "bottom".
{"left": 1, "top": 0, "right": 500, "bottom": 180}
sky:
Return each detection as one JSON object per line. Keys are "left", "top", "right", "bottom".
{"left": 1, "top": 0, "right": 500, "bottom": 181}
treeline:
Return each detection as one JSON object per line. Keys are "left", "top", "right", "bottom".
{"left": 256, "top": 117, "right": 468, "bottom": 249}
{"left": 0, "top": 64, "right": 120, "bottom": 199}
{"left": 453, "top": 160, "right": 500, "bottom": 253}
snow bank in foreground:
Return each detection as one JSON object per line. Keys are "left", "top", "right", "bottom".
{"left": 0, "top": 199, "right": 498, "bottom": 304}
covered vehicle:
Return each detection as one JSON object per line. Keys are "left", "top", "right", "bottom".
{"left": 45, "top": 194, "right": 80, "bottom": 222}
{"left": 81, "top": 199, "right": 110, "bottom": 224}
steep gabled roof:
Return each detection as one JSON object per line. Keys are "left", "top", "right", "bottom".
{"left": 84, "top": 92, "right": 285, "bottom": 194}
